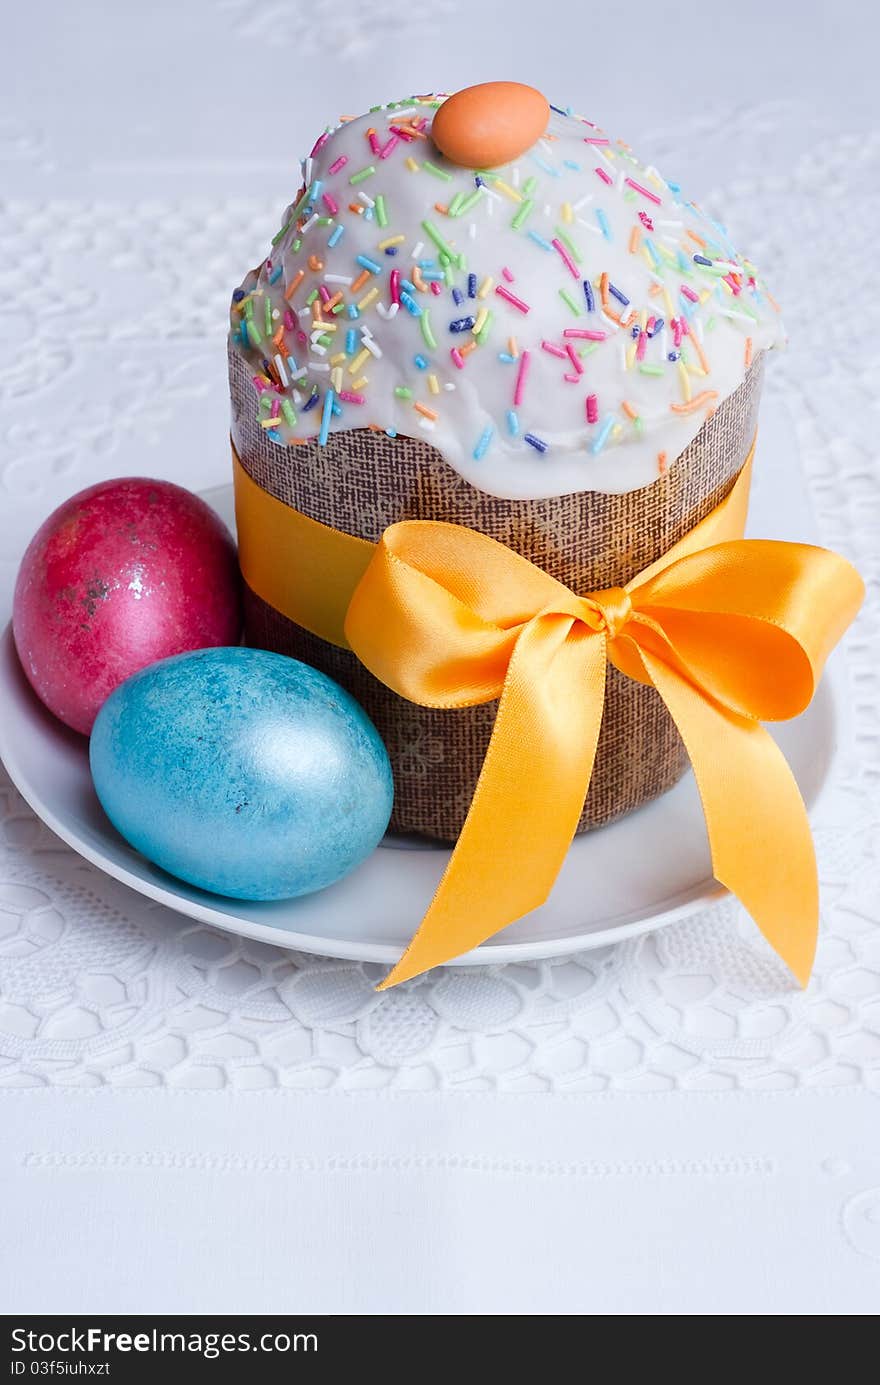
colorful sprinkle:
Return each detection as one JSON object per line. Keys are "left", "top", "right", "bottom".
{"left": 475, "top": 310, "right": 494, "bottom": 345}
{"left": 528, "top": 230, "right": 553, "bottom": 251}
{"left": 513, "top": 349, "right": 531, "bottom": 405}
{"left": 422, "top": 219, "right": 456, "bottom": 259}
{"left": 590, "top": 414, "right": 615, "bottom": 454}
{"left": 551, "top": 237, "right": 579, "bottom": 279}
{"left": 670, "top": 389, "right": 718, "bottom": 415}
{"left": 495, "top": 285, "right": 530, "bottom": 314}
{"left": 420, "top": 310, "right": 437, "bottom": 349}
{"left": 624, "top": 177, "right": 662, "bottom": 206}
{"left": 319, "top": 389, "right": 334, "bottom": 444}
{"left": 511, "top": 199, "right": 534, "bottom": 230}
{"left": 559, "top": 288, "right": 580, "bottom": 316}
{"left": 473, "top": 425, "right": 494, "bottom": 459}
{"left": 233, "top": 95, "right": 780, "bottom": 478}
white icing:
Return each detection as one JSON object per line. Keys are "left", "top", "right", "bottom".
{"left": 229, "top": 96, "right": 784, "bottom": 498}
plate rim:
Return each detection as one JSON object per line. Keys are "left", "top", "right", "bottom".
{"left": 0, "top": 619, "right": 841, "bottom": 966}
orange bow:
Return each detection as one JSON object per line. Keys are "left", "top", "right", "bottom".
{"left": 233, "top": 444, "right": 864, "bottom": 989}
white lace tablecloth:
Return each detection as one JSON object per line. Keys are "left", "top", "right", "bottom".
{"left": 1, "top": 0, "right": 878, "bottom": 1315}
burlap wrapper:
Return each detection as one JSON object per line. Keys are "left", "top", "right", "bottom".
{"left": 231, "top": 347, "right": 763, "bottom": 841}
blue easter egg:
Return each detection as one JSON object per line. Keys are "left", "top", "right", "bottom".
{"left": 89, "top": 647, "right": 394, "bottom": 900}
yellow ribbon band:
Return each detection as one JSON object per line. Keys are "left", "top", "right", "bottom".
{"left": 233, "top": 441, "right": 864, "bottom": 989}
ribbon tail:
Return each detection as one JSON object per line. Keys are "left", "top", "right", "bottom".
{"left": 379, "top": 624, "right": 607, "bottom": 989}
{"left": 640, "top": 648, "right": 818, "bottom": 985}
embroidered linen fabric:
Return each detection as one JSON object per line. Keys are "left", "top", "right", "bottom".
{"left": 231, "top": 349, "right": 763, "bottom": 838}
{"left": 0, "top": 10, "right": 875, "bottom": 1106}
{"left": 2, "top": 0, "right": 880, "bottom": 1321}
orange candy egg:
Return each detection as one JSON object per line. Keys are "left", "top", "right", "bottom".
{"left": 431, "top": 82, "right": 550, "bottom": 170}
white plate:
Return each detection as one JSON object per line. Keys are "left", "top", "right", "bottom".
{"left": 0, "top": 406, "right": 840, "bottom": 966}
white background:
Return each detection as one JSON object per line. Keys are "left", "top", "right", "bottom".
{"left": 1, "top": 0, "right": 879, "bottom": 1314}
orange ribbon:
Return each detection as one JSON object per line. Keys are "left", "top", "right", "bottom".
{"left": 233, "top": 442, "right": 864, "bottom": 989}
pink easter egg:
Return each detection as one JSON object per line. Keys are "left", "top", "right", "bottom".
{"left": 13, "top": 478, "right": 242, "bottom": 734}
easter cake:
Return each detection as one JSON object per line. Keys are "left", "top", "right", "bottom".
{"left": 229, "top": 82, "right": 784, "bottom": 842}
